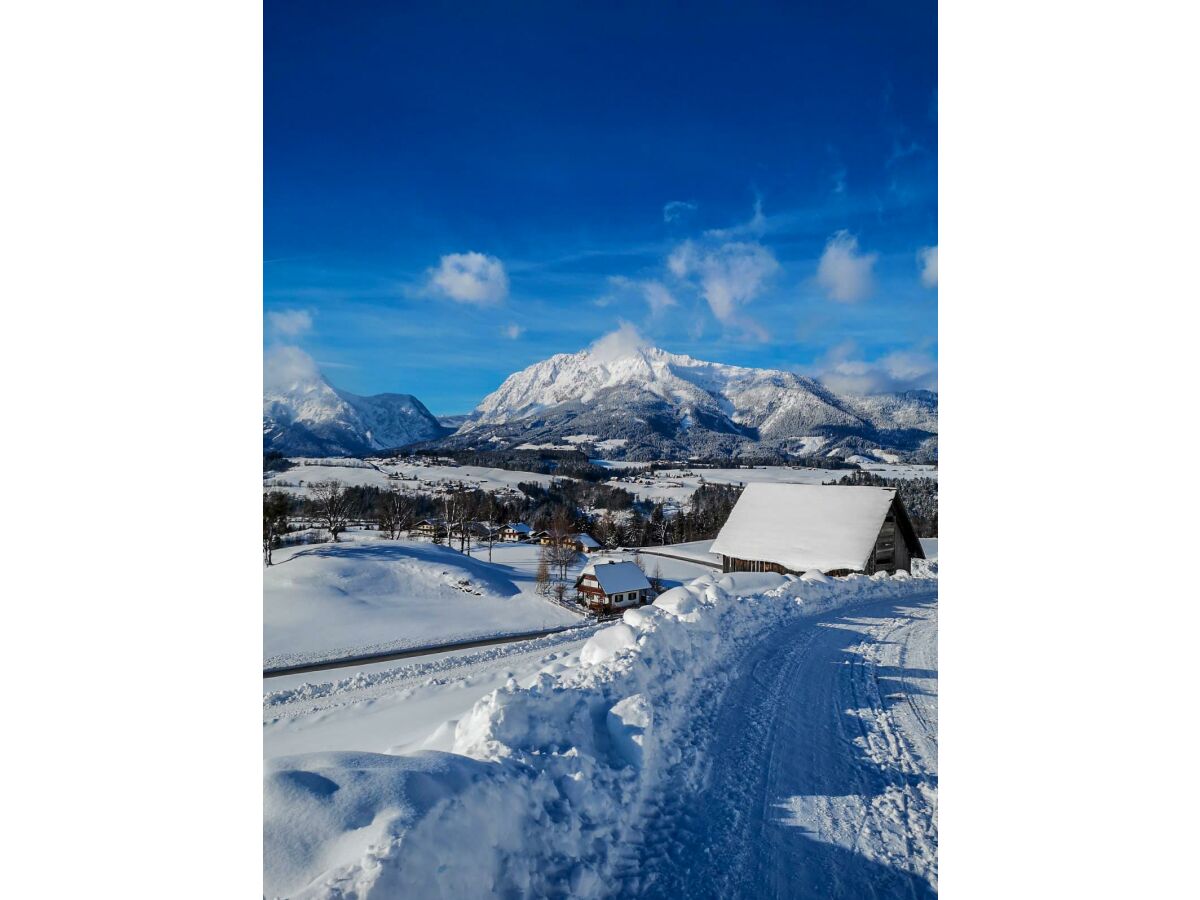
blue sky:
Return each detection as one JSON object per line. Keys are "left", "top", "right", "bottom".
{"left": 265, "top": 1, "right": 937, "bottom": 414}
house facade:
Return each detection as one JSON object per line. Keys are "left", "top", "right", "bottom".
{"left": 499, "top": 522, "right": 533, "bottom": 542}
{"left": 411, "top": 518, "right": 446, "bottom": 540}
{"left": 574, "top": 560, "right": 653, "bottom": 614}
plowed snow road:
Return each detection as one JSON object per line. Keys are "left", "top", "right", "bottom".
{"left": 630, "top": 594, "right": 938, "bottom": 899}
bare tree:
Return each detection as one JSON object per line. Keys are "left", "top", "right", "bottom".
{"left": 263, "top": 491, "right": 290, "bottom": 565}
{"left": 649, "top": 562, "right": 664, "bottom": 595}
{"left": 535, "top": 548, "right": 551, "bottom": 596}
{"left": 377, "top": 488, "right": 416, "bottom": 540}
{"left": 309, "top": 480, "right": 354, "bottom": 542}
{"left": 545, "top": 538, "right": 577, "bottom": 585}
{"left": 444, "top": 488, "right": 473, "bottom": 555}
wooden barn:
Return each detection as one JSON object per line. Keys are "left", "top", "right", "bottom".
{"left": 710, "top": 483, "right": 925, "bottom": 577}
{"left": 574, "top": 560, "right": 653, "bottom": 614}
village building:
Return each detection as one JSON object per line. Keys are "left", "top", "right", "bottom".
{"left": 710, "top": 483, "right": 925, "bottom": 576}
{"left": 411, "top": 518, "right": 446, "bottom": 540}
{"left": 573, "top": 533, "right": 601, "bottom": 553}
{"left": 499, "top": 522, "right": 533, "bottom": 542}
{"left": 574, "top": 560, "right": 652, "bottom": 614}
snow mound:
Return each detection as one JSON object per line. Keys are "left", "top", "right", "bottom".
{"left": 264, "top": 567, "right": 937, "bottom": 898}
{"left": 579, "top": 623, "right": 638, "bottom": 666}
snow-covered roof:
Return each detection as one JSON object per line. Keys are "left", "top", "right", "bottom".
{"left": 579, "top": 560, "right": 651, "bottom": 595}
{"left": 505, "top": 522, "right": 532, "bottom": 533}
{"left": 574, "top": 533, "right": 601, "bottom": 549}
{"left": 710, "top": 484, "right": 897, "bottom": 573}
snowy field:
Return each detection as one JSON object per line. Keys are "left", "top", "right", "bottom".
{"left": 265, "top": 458, "right": 936, "bottom": 504}
{"left": 607, "top": 463, "right": 935, "bottom": 506}
{"left": 264, "top": 534, "right": 716, "bottom": 670}
{"left": 264, "top": 534, "right": 584, "bottom": 669}
{"left": 264, "top": 566, "right": 938, "bottom": 897}
{"left": 640, "top": 539, "right": 720, "bottom": 566}
{"left": 607, "top": 465, "right": 856, "bottom": 506}
{"left": 264, "top": 458, "right": 557, "bottom": 499}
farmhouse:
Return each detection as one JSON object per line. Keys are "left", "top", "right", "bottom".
{"left": 499, "top": 522, "right": 533, "bottom": 542}
{"left": 710, "top": 483, "right": 925, "bottom": 576}
{"left": 574, "top": 560, "right": 652, "bottom": 614}
{"left": 411, "top": 518, "right": 446, "bottom": 540}
{"left": 573, "top": 533, "right": 601, "bottom": 553}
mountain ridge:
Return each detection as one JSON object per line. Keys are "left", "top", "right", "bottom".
{"left": 444, "top": 343, "right": 936, "bottom": 461}
{"left": 263, "top": 372, "right": 448, "bottom": 457}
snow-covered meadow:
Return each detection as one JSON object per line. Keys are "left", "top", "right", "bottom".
{"left": 606, "top": 463, "right": 936, "bottom": 506}
{"left": 264, "top": 534, "right": 716, "bottom": 670}
{"left": 264, "top": 457, "right": 558, "bottom": 500}
{"left": 264, "top": 566, "right": 938, "bottom": 897}
{"left": 263, "top": 536, "right": 583, "bottom": 669}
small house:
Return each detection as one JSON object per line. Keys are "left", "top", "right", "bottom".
{"left": 411, "top": 519, "right": 446, "bottom": 540}
{"left": 710, "top": 483, "right": 924, "bottom": 576}
{"left": 573, "top": 533, "right": 601, "bottom": 553}
{"left": 500, "top": 522, "right": 533, "bottom": 542}
{"left": 574, "top": 560, "right": 653, "bottom": 614}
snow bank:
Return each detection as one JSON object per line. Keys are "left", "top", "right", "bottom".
{"left": 264, "top": 568, "right": 937, "bottom": 898}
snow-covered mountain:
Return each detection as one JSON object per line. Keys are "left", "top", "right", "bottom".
{"left": 264, "top": 371, "right": 448, "bottom": 457}
{"left": 447, "top": 343, "right": 937, "bottom": 460}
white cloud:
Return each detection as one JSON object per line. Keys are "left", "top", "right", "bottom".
{"left": 663, "top": 200, "right": 697, "bottom": 223}
{"left": 918, "top": 245, "right": 938, "bottom": 287}
{"left": 816, "top": 231, "right": 878, "bottom": 303}
{"left": 502, "top": 323, "right": 524, "bottom": 339}
{"left": 264, "top": 344, "right": 321, "bottom": 392}
{"left": 641, "top": 280, "right": 678, "bottom": 315}
{"left": 589, "top": 321, "right": 650, "bottom": 363}
{"left": 266, "top": 309, "right": 313, "bottom": 337}
{"left": 669, "top": 239, "right": 779, "bottom": 333}
{"left": 815, "top": 343, "right": 937, "bottom": 395}
{"left": 427, "top": 252, "right": 509, "bottom": 304}
{"left": 704, "top": 195, "right": 767, "bottom": 240}
{"left": 606, "top": 276, "right": 678, "bottom": 316}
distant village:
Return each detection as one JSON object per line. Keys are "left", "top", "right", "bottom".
{"left": 265, "top": 449, "right": 932, "bottom": 618}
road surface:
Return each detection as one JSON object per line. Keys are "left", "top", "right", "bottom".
{"left": 263, "top": 622, "right": 592, "bottom": 678}
{"left": 626, "top": 594, "right": 938, "bottom": 898}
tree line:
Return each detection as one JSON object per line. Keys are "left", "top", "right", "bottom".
{"left": 832, "top": 470, "right": 939, "bottom": 537}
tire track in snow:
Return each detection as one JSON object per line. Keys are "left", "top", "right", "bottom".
{"left": 624, "top": 594, "right": 938, "bottom": 899}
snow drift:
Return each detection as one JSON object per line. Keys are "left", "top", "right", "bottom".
{"left": 264, "top": 568, "right": 937, "bottom": 898}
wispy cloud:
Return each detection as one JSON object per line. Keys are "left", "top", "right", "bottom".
{"left": 816, "top": 231, "right": 877, "bottom": 303}
{"left": 590, "top": 321, "right": 650, "bottom": 362}
{"left": 668, "top": 239, "right": 778, "bottom": 339}
{"left": 426, "top": 252, "right": 509, "bottom": 304}
{"left": 918, "top": 245, "right": 938, "bottom": 288}
{"left": 266, "top": 308, "right": 313, "bottom": 338}
{"left": 663, "top": 200, "right": 697, "bottom": 223}
{"left": 264, "top": 344, "right": 321, "bottom": 391}
{"left": 813, "top": 341, "right": 937, "bottom": 394}
{"left": 704, "top": 194, "right": 767, "bottom": 240}
{"left": 502, "top": 323, "right": 525, "bottom": 339}
{"left": 606, "top": 275, "right": 678, "bottom": 316}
